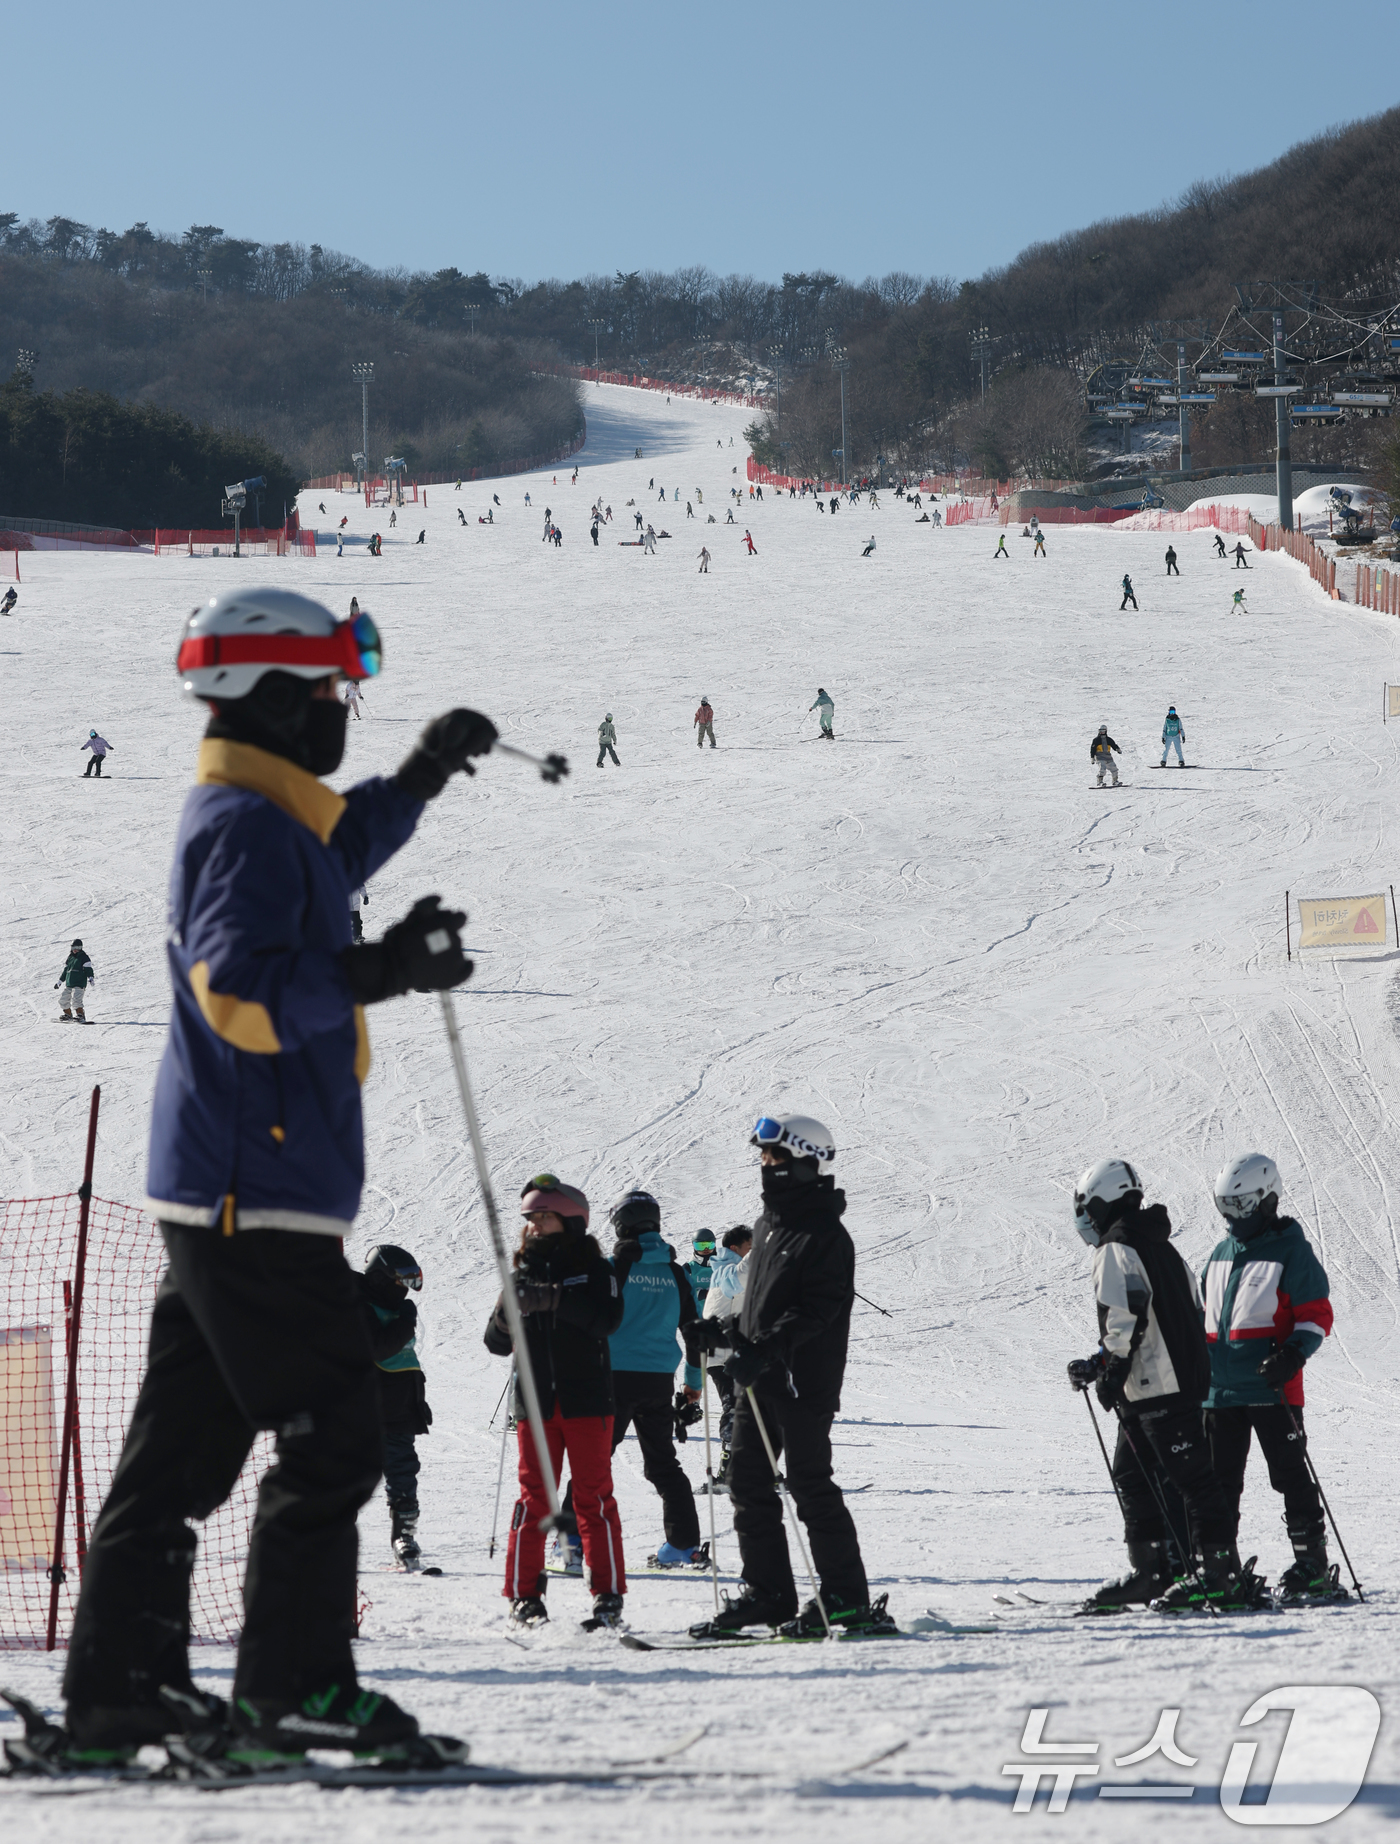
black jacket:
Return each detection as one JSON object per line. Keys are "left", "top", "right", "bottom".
{"left": 355, "top": 1273, "right": 432, "bottom": 1433}
{"left": 739, "top": 1172, "right": 854, "bottom": 1414}
{"left": 483, "top": 1228, "right": 623, "bottom": 1419}
{"left": 1096, "top": 1202, "right": 1210, "bottom": 1412}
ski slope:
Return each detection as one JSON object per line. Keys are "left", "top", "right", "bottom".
{"left": 3, "top": 381, "right": 1400, "bottom": 1836}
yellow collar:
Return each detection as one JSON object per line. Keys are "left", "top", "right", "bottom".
{"left": 197, "top": 738, "right": 346, "bottom": 844}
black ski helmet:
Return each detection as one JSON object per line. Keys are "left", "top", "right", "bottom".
{"left": 365, "top": 1244, "right": 423, "bottom": 1291}
{"left": 610, "top": 1190, "right": 661, "bottom": 1235}
{"left": 71, "top": 938, "right": 83, "bottom": 948}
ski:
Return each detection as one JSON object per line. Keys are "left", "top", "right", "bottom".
{"left": 617, "top": 1625, "right": 970, "bottom": 1653}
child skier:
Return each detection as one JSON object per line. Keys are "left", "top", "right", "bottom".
{"left": 1120, "top": 573, "right": 1138, "bottom": 610}
{"left": 1232, "top": 588, "right": 1247, "bottom": 614}
{"left": 1199, "top": 1155, "right": 1343, "bottom": 1602}
{"left": 1160, "top": 706, "right": 1185, "bottom": 767}
{"left": 81, "top": 731, "right": 113, "bottom": 777}
{"left": 994, "top": 534, "right": 1008, "bottom": 559}
{"left": 1067, "top": 1160, "right": 1250, "bottom": 1613}
{"left": 1091, "top": 724, "right": 1121, "bottom": 786}
{"left": 743, "top": 530, "right": 757, "bottom": 554}
{"left": 55, "top": 939, "right": 95, "bottom": 1021}
{"left": 357, "top": 1246, "right": 432, "bottom": 1569}
{"left": 1033, "top": 531, "right": 1047, "bottom": 557}
{"left": 810, "top": 688, "right": 835, "bottom": 739}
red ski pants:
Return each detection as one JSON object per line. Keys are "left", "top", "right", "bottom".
{"left": 503, "top": 1408, "right": 626, "bottom": 1599}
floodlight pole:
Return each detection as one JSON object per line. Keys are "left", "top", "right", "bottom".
{"left": 1273, "top": 312, "right": 1293, "bottom": 531}
{"left": 1177, "top": 341, "right": 1191, "bottom": 474}
{"left": 587, "top": 318, "right": 605, "bottom": 369}
{"left": 833, "top": 355, "right": 850, "bottom": 484}
{"left": 352, "top": 362, "right": 374, "bottom": 491}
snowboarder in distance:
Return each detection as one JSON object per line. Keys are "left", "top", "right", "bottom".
{"left": 55, "top": 938, "right": 95, "bottom": 1022}
{"left": 643, "top": 525, "right": 657, "bottom": 555}
{"left": 2, "top": 586, "right": 18, "bottom": 616}
{"left": 697, "top": 546, "right": 711, "bottom": 574}
{"left": 591, "top": 521, "right": 600, "bottom": 546}
{"left": 1092, "top": 724, "right": 1121, "bottom": 786}
{"left": 457, "top": 507, "right": 467, "bottom": 526}
{"left": 861, "top": 535, "right": 876, "bottom": 557}
{"left": 1233, "top": 541, "right": 1250, "bottom": 568}
{"left": 81, "top": 730, "right": 113, "bottom": 777}
{"left": 743, "top": 530, "right": 757, "bottom": 554}
{"left": 695, "top": 697, "right": 716, "bottom": 748}
{"left": 1199, "top": 1155, "right": 1343, "bottom": 1606}
{"left": 686, "top": 502, "right": 695, "bottom": 520}
{"left": 1120, "top": 573, "right": 1138, "bottom": 610}
{"left": 415, "top": 530, "right": 426, "bottom": 545}
{"left": 1067, "top": 1159, "right": 1245, "bottom": 1613}
{"left": 597, "top": 714, "right": 620, "bottom": 767}
{"left": 810, "top": 688, "right": 835, "bottom": 740}
{"left": 357, "top": 1245, "right": 432, "bottom": 1571}
{"left": 349, "top": 884, "right": 367, "bottom": 940}
{"left": 994, "top": 534, "right": 1008, "bottom": 559}
{"left": 389, "top": 510, "right": 396, "bottom": 528}
{"left": 1165, "top": 545, "right": 1180, "bottom": 576}
{"left": 1160, "top": 706, "right": 1185, "bottom": 767}
{"left": 1213, "top": 532, "right": 1227, "bottom": 558}
{"left": 1232, "top": 588, "right": 1248, "bottom": 614}
{"left": 1033, "top": 530, "right": 1047, "bottom": 557}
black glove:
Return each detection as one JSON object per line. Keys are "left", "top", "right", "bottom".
{"left": 1258, "top": 1343, "right": 1305, "bottom": 1388}
{"left": 343, "top": 896, "right": 470, "bottom": 1004}
{"left": 612, "top": 1236, "right": 643, "bottom": 1283}
{"left": 724, "top": 1329, "right": 767, "bottom": 1389}
{"left": 1066, "top": 1356, "right": 1101, "bottom": 1393}
{"left": 515, "top": 1279, "right": 561, "bottom": 1315}
{"left": 685, "top": 1318, "right": 727, "bottom": 1361}
{"left": 672, "top": 1390, "right": 703, "bottom": 1442}
{"left": 1095, "top": 1354, "right": 1131, "bottom": 1412}
{"left": 394, "top": 708, "right": 499, "bottom": 801}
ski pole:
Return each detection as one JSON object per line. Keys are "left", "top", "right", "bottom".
{"left": 492, "top": 740, "right": 570, "bottom": 784}
{"left": 487, "top": 1372, "right": 512, "bottom": 1429}
{"left": 488, "top": 1367, "right": 515, "bottom": 1559}
{"left": 439, "top": 992, "right": 563, "bottom": 1530}
{"left": 854, "top": 1290, "right": 891, "bottom": 1318}
{"left": 1081, "top": 1390, "right": 1127, "bottom": 1520}
{"left": 1279, "top": 1398, "right": 1364, "bottom": 1601}
{"left": 701, "top": 1353, "right": 720, "bottom": 1613}
{"left": 1112, "top": 1404, "right": 1192, "bottom": 1570}
{"left": 744, "top": 1386, "right": 831, "bottom": 1638}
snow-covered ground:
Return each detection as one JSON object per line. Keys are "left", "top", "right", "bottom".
{"left": 3, "top": 383, "right": 1400, "bottom": 1837}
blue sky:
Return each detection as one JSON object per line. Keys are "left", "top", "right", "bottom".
{"left": 7, "top": 3, "right": 1396, "bottom": 286}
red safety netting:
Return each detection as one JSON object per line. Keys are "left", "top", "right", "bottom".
{"left": 0, "top": 1190, "right": 268, "bottom": 1649}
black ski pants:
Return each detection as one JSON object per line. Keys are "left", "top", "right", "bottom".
{"left": 597, "top": 744, "right": 620, "bottom": 767}
{"left": 610, "top": 1370, "right": 700, "bottom": 1550}
{"left": 1120, "top": 591, "right": 1138, "bottom": 609}
{"left": 708, "top": 1365, "right": 737, "bottom": 1449}
{"left": 1166, "top": 561, "right": 1179, "bottom": 575}
{"left": 1112, "top": 1401, "right": 1233, "bottom": 1555}
{"left": 383, "top": 1429, "right": 420, "bottom": 1517}
{"left": 83, "top": 755, "right": 104, "bottom": 777}
{"left": 1206, "top": 1405, "right": 1323, "bottom": 1546}
{"left": 729, "top": 1387, "right": 867, "bottom": 1616}
{"left": 64, "top": 1223, "right": 381, "bottom": 1711}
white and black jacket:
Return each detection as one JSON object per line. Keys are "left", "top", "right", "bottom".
{"left": 1093, "top": 1202, "right": 1210, "bottom": 1412}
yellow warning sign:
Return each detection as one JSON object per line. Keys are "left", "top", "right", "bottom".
{"left": 1389, "top": 685, "right": 1400, "bottom": 719}
{"left": 1297, "top": 894, "right": 1389, "bottom": 950}
{"left": 0, "top": 1326, "right": 58, "bottom": 1568}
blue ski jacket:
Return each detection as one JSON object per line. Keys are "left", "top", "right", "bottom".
{"left": 609, "top": 1229, "right": 702, "bottom": 1388}
{"left": 146, "top": 738, "right": 423, "bottom": 1235}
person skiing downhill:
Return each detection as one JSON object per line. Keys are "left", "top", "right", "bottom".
{"left": 1091, "top": 724, "right": 1120, "bottom": 786}
{"left": 1165, "top": 545, "right": 1179, "bottom": 576}
{"left": 81, "top": 731, "right": 113, "bottom": 777}
{"left": 810, "top": 688, "right": 835, "bottom": 739}
{"left": 0, "top": 587, "right": 16, "bottom": 616}
{"left": 643, "top": 525, "right": 657, "bottom": 555}
{"left": 994, "top": 535, "right": 1008, "bottom": 559}
{"left": 861, "top": 535, "right": 876, "bottom": 557}
{"left": 1231, "top": 588, "right": 1247, "bottom": 613}
{"left": 1199, "top": 1155, "right": 1343, "bottom": 1603}
{"left": 1160, "top": 706, "right": 1186, "bottom": 767}
{"left": 604, "top": 1191, "right": 704, "bottom": 1567}
{"left": 743, "top": 530, "right": 757, "bottom": 554}
{"left": 1067, "top": 1160, "right": 1251, "bottom": 1613}
{"left": 697, "top": 546, "right": 710, "bottom": 573}
{"left": 685, "top": 1116, "right": 895, "bottom": 1638}
{"left": 1120, "top": 573, "right": 1138, "bottom": 610}
{"left": 483, "top": 1178, "right": 627, "bottom": 1629}
{"left": 357, "top": 1245, "right": 432, "bottom": 1570}
{"left": 694, "top": 697, "right": 716, "bottom": 748}
{"left": 597, "top": 714, "right": 620, "bottom": 767}
{"left": 60, "top": 586, "right": 492, "bottom": 1764}
{"left": 55, "top": 938, "right": 95, "bottom": 1021}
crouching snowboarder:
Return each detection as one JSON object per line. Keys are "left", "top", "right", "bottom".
{"left": 1068, "top": 1159, "right": 1260, "bottom": 1614}
{"left": 1201, "top": 1155, "right": 1345, "bottom": 1602}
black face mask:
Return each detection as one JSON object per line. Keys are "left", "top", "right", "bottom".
{"left": 208, "top": 673, "right": 347, "bottom": 776}
{"left": 303, "top": 697, "right": 348, "bottom": 776}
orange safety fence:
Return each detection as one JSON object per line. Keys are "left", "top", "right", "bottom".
{"left": 1354, "top": 562, "right": 1400, "bottom": 615}
{"left": 1247, "top": 515, "right": 1338, "bottom": 598}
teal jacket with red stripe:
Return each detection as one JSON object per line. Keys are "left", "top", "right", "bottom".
{"left": 1200, "top": 1214, "right": 1332, "bottom": 1407}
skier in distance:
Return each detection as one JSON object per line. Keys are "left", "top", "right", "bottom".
{"left": 685, "top": 1116, "right": 896, "bottom": 1638}
{"left": 55, "top": 938, "right": 95, "bottom": 1022}
{"left": 1120, "top": 573, "right": 1139, "bottom": 610}
{"left": 1092, "top": 724, "right": 1120, "bottom": 787}
{"left": 1160, "top": 706, "right": 1185, "bottom": 767}
{"left": 1165, "top": 545, "right": 1179, "bottom": 576}
{"left": 0, "top": 587, "right": 16, "bottom": 616}
{"left": 1213, "top": 533, "right": 1227, "bottom": 557}
{"left": 697, "top": 546, "right": 711, "bottom": 573}
{"left": 1067, "top": 1160, "right": 1248, "bottom": 1612}
{"left": 810, "top": 688, "right": 835, "bottom": 739}
{"left": 61, "top": 587, "right": 492, "bottom": 1761}
{"left": 81, "top": 730, "right": 113, "bottom": 777}
{"left": 597, "top": 714, "right": 620, "bottom": 768}
{"left": 1199, "top": 1156, "right": 1343, "bottom": 1603}
{"left": 861, "top": 535, "right": 876, "bottom": 557}
{"left": 695, "top": 696, "right": 716, "bottom": 748}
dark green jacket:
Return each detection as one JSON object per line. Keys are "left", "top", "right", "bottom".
{"left": 59, "top": 950, "right": 94, "bottom": 990}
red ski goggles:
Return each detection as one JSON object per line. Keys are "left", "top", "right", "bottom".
{"left": 177, "top": 610, "right": 383, "bottom": 681}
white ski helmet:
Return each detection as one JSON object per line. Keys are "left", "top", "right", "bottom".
{"left": 1073, "top": 1158, "right": 1143, "bottom": 1245}
{"left": 175, "top": 588, "right": 381, "bottom": 702}
{"left": 1213, "top": 1154, "right": 1281, "bottom": 1223}
{"left": 750, "top": 1113, "right": 836, "bottom": 1173}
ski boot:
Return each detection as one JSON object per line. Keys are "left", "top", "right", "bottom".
{"left": 59, "top": 1009, "right": 73, "bottom": 1022}
{"left": 776, "top": 1592, "right": 899, "bottom": 1640}
{"left": 1153, "top": 1547, "right": 1272, "bottom": 1614}
{"left": 697, "top": 1451, "right": 731, "bottom": 1496}
{"left": 1, "top": 1685, "right": 223, "bottom": 1776}
{"left": 648, "top": 1540, "right": 708, "bottom": 1570}
{"left": 548, "top": 1530, "right": 584, "bottom": 1575}
{"left": 390, "top": 1505, "right": 422, "bottom": 1572}
{"left": 1277, "top": 1526, "right": 1349, "bottom": 1604}
{"left": 688, "top": 1586, "right": 792, "bottom": 1639}
{"left": 582, "top": 1592, "right": 625, "bottom": 1632}
{"left": 1079, "top": 1540, "right": 1178, "bottom": 1616}
{"left": 75, "top": 1008, "right": 88, "bottom": 1022}
{"left": 160, "top": 1682, "right": 466, "bottom": 1778}
{"left": 509, "top": 1597, "right": 549, "bottom": 1628}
